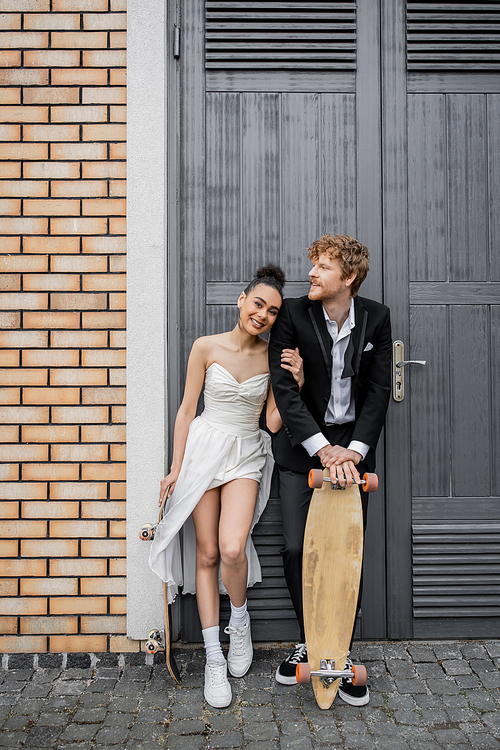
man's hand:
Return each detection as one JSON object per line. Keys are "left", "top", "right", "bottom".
{"left": 316, "top": 445, "right": 362, "bottom": 486}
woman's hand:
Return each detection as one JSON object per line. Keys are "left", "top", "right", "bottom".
{"left": 159, "top": 470, "right": 179, "bottom": 506}
{"left": 281, "top": 347, "right": 304, "bottom": 390}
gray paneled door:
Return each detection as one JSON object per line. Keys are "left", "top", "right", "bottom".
{"left": 169, "top": 0, "right": 500, "bottom": 641}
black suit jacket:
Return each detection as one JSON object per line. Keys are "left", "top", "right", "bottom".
{"left": 268, "top": 294, "right": 392, "bottom": 472}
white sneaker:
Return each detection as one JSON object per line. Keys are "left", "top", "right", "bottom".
{"left": 224, "top": 615, "right": 253, "bottom": 677}
{"left": 204, "top": 659, "right": 232, "bottom": 708}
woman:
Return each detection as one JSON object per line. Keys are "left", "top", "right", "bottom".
{"left": 149, "top": 265, "right": 287, "bottom": 708}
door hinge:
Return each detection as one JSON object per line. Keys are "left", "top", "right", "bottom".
{"left": 173, "top": 25, "right": 180, "bottom": 59}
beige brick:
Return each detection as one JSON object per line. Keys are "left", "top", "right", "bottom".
{"left": 50, "top": 519, "right": 107, "bottom": 537}
{"left": 81, "top": 500, "right": 125, "bottom": 518}
{"left": 1, "top": 351, "right": 19, "bottom": 366}
{"left": 0, "top": 124, "right": 20, "bottom": 140}
{"left": 52, "top": 67, "right": 107, "bottom": 86}
{"left": 83, "top": 273, "right": 125, "bottom": 291}
{"left": 83, "top": 49, "right": 125, "bottom": 67}
{"left": 23, "top": 161, "right": 80, "bottom": 179}
{"left": 0, "top": 617, "right": 18, "bottom": 634}
{"left": 81, "top": 424, "right": 125, "bottom": 443}
{"left": 24, "top": 125, "right": 80, "bottom": 143}
{"left": 0, "top": 237, "right": 19, "bottom": 252}
{"left": 109, "top": 443, "right": 125, "bottom": 461}
{"left": 0, "top": 558, "right": 46, "bottom": 576}
{"left": 0, "top": 13, "right": 21, "bottom": 30}
{"left": 1, "top": 444, "right": 48, "bottom": 462}
{"left": 0, "top": 501, "right": 18, "bottom": 519}
{"left": 81, "top": 349, "right": 125, "bottom": 368}
{"left": 50, "top": 634, "right": 107, "bottom": 652}
{"left": 23, "top": 387, "right": 80, "bottom": 405}
{"left": 110, "top": 68, "right": 125, "bottom": 85}
{"left": 0, "top": 69, "right": 49, "bottom": 86}
{"left": 82, "top": 387, "right": 125, "bottom": 405}
{"left": 110, "top": 635, "right": 140, "bottom": 653}
{"left": 0, "top": 255, "right": 47, "bottom": 274}
{"left": 0, "top": 481, "right": 47, "bottom": 500}
{"left": 81, "top": 462, "right": 125, "bottom": 481}
{"left": 0, "top": 634, "right": 46, "bottom": 652}
{"left": 23, "top": 235, "right": 80, "bottom": 253}
{"left": 23, "top": 463, "right": 79, "bottom": 481}
{"left": 81, "top": 614, "right": 126, "bottom": 632}
{"left": 0, "top": 31, "right": 48, "bottom": 48}
{"left": 49, "top": 481, "right": 106, "bottom": 499}
{"left": 0, "top": 579, "right": 18, "bottom": 596}
{"left": 0, "top": 462, "right": 18, "bottom": 479}
{"left": 82, "top": 236, "right": 125, "bottom": 254}
{"left": 21, "top": 580, "right": 77, "bottom": 597}
{"left": 0, "top": 292, "right": 47, "bottom": 310}
{"left": 51, "top": 443, "right": 107, "bottom": 462}
{"left": 109, "top": 558, "right": 125, "bottom": 576}
{"left": 0, "top": 539, "right": 18, "bottom": 557}
{"left": 0, "top": 311, "right": 20, "bottom": 328}
{"left": 111, "top": 405, "right": 125, "bottom": 423}
{"left": 22, "top": 500, "right": 79, "bottom": 518}
{"left": 0, "top": 161, "right": 20, "bottom": 176}
{"left": 111, "top": 0, "right": 126, "bottom": 9}
{"left": 0, "top": 274, "right": 20, "bottom": 291}
{"left": 81, "top": 539, "right": 125, "bottom": 557}
{"left": 24, "top": 13, "right": 80, "bottom": 30}
{"left": 29, "top": 349, "right": 69, "bottom": 378}
{"left": 50, "top": 292, "right": 107, "bottom": 310}
{"left": 0, "top": 331, "right": 48, "bottom": 348}
{"left": 50, "top": 142, "right": 107, "bottom": 160}
{"left": 109, "top": 217, "right": 125, "bottom": 234}
{"left": 109, "top": 142, "right": 126, "bottom": 159}
{"left": 109, "top": 596, "right": 126, "bottom": 614}
{"left": 26, "top": 197, "right": 79, "bottom": 218}
{"left": 0, "top": 405, "right": 49, "bottom": 423}
{"left": 50, "top": 369, "right": 107, "bottom": 387}
{"left": 109, "top": 518, "right": 125, "bottom": 536}
{"left": 23, "top": 274, "right": 80, "bottom": 291}
{"left": 51, "top": 329, "right": 107, "bottom": 348}
{"left": 108, "top": 292, "right": 124, "bottom": 309}
{"left": 82, "top": 312, "right": 125, "bottom": 329}
{"left": 0, "top": 142, "right": 48, "bottom": 160}
{"left": 50, "top": 557, "right": 106, "bottom": 576}
{"left": 20, "top": 614, "right": 77, "bottom": 633}
{"left": 23, "top": 311, "right": 80, "bottom": 328}
{"left": 0, "top": 518, "right": 46, "bottom": 537}
{"left": 110, "top": 31, "right": 126, "bottom": 48}
{"left": 21, "top": 538, "right": 78, "bottom": 557}
{"left": 0, "top": 597, "right": 47, "bottom": 616}
{"left": 52, "top": 180, "right": 107, "bottom": 198}
{"left": 0, "top": 179, "right": 48, "bottom": 197}
{"left": 49, "top": 598, "right": 107, "bottom": 616}
{"left": 0, "top": 217, "right": 47, "bottom": 234}
{"left": 52, "top": 31, "right": 108, "bottom": 48}
{"left": 83, "top": 123, "right": 126, "bottom": 142}
{"left": 110, "top": 331, "right": 125, "bottom": 347}
{"left": 51, "top": 255, "right": 105, "bottom": 273}
{"left": 0, "top": 87, "right": 20, "bottom": 104}
{"left": 109, "top": 179, "right": 126, "bottom": 197}
{"left": 0, "top": 197, "right": 21, "bottom": 214}
{"left": 82, "top": 198, "right": 125, "bottom": 216}
{"left": 109, "top": 105, "right": 126, "bottom": 123}
{"left": 84, "top": 13, "right": 126, "bottom": 30}
{"left": 52, "top": 0, "right": 109, "bottom": 9}
{"left": 82, "top": 161, "right": 126, "bottom": 179}
{"left": 25, "top": 50, "right": 80, "bottom": 67}
{"left": 51, "top": 217, "right": 108, "bottom": 235}
{"left": 22, "top": 425, "right": 78, "bottom": 443}
{"left": 0, "top": 0, "right": 50, "bottom": 9}
{"left": 0, "top": 368, "right": 46, "bottom": 386}
{"left": 82, "top": 86, "right": 126, "bottom": 104}
{"left": 0, "top": 49, "right": 20, "bottom": 65}
{"left": 24, "top": 87, "right": 80, "bottom": 104}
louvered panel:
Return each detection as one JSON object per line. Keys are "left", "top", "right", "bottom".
{"left": 413, "top": 524, "right": 500, "bottom": 617}
{"left": 407, "top": 2, "right": 500, "bottom": 71}
{"left": 206, "top": 1, "right": 356, "bottom": 70}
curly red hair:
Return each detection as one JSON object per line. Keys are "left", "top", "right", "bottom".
{"left": 307, "top": 234, "right": 370, "bottom": 297}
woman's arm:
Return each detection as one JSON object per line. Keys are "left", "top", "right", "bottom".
{"left": 266, "top": 348, "right": 304, "bottom": 434}
{"left": 159, "top": 339, "right": 207, "bottom": 503}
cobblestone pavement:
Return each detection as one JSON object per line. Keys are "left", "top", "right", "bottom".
{"left": 1, "top": 640, "right": 499, "bottom": 750}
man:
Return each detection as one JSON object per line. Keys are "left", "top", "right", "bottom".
{"left": 269, "top": 234, "right": 392, "bottom": 706}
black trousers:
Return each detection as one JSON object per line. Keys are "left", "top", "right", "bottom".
{"left": 277, "top": 423, "right": 370, "bottom": 644}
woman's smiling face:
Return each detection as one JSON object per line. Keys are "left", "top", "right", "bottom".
{"left": 238, "top": 283, "right": 282, "bottom": 336}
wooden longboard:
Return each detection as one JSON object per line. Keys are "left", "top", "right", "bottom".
{"left": 300, "top": 469, "right": 376, "bottom": 709}
{"left": 139, "top": 489, "right": 181, "bottom": 685}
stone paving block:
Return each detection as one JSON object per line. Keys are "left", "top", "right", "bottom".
{"left": 394, "top": 679, "right": 427, "bottom": 694}
{"left": 103, "top": 712, "right": 134, "bottom": 727}
{"left": 167, "top": 719, "right": 206, "bottom": 735}
{"left": 383, "top": 644, "right": 411, "bottom": 660}
{"left": 0, "top": 733, "right": 29, "bottom": 747}
{"left": 485, "top": 643, "right": 500, "bottom": 659}
{"left": 407, "top": 743, "right": 436, "bottom": 750}
{"left": 441, "top": 693, "right": 469, "bottom": 708}
{"left": 280, "top": 720, "right": 311, "bottom": 736}
{"left": 433, "top": 644, "right": 463, "bottom": 661}
{"left": 37, "top": 712, "right": 70, "bottom": 727}
{"left": 468, "top": 733, "right": 500, "bottom": 748}
{"left": 279, "top": 737, "right": 313, "bottom": 750}
{"left": 368, "top": 675, "right": 395, "bottom": 693}
{"left": 243, "top": 722, "right": 279, "bottom": 742}
{"left": 12, "top": 698, "right": 46, "bottom": 714}
{"left": 468, "top": 690, "right": 497, "bottom": 710}
{"left": 375, "top": 738, "right": 409, "bottom": 750}
{"left": 43, "top": 696, "right": 79, "bottom": 711}
{"left": 442, "top": 659, "right": 473, "bottom": 676}
{"left": 165, "top": 736, "right": 204, "bottom": 750}
{"left": 407, "top": 646, "right": 436, "bottom": 663}
{"left": 415, "top": 663, "right": 445, "bottom": 679}
{"left": 242, "top": 706, "right": 274, "bottom": 721}
{"left": 454, "top": 675, "right": 482, "bottom": 689}
{"left": 482, "top": 713, "right": 500, "bottom": 732}
{"left": 354, "top": 645, "right": 385, "bottom": 662}
{"left": 60, "top": 724, "right": 100, "bottom": 742}
{"left": 314, "top": 725, "right": 343, "bottom": 744}
{"left": 342, "top": 733, "right": 377, "bottom": 749}
{"left": 418, "top": 707, "right": 448, "bottom": 724}
{"left": 446, "top": 706, "right": 481, "bottom": 723}
{"left": 386, "top": 660, "right": 418, "bottom": 679}
{"left": 244, "top": 742, "right": 279, "bottom": 750}
{"left": 25, "top": 724, "right": 62, "bottom": 746}
{"left": 208, "top": 713, "right": 240, "bottom": 732}
{"left": 386, "top": 695, "right": 416, "bottom": 709}
{"left": 73, "top": 707, "right": 108, "bottom": 723}
{"left": 478, "top": 672, "right": 500, "bottom": 690}
{"left": 4, "top": 716, "right": 32, "bottom": 730}
{"left": 52, "top": 681, "right": 86, "bottom": 696}
{"left": 393, "top": 709, "right": 421, "bottom": 725}
{"left": 125, "top": 743, "right": 164, "bottom": 750}
{"left": 433, "top": 728, "right": 470, "bottom": 744}
{"left": 209, "top": 730, "right": 244, "bottom": 748}
{"left": 425, "top": 678, "right": 460, "bottom": 695}
{"left": 58, "top": 744, "right": 92, "bottom": 750}
{"left": 94, "top": 726, "right": 130, "bottom": 744}
{"left": 241, "top": 688, "right": 273, "bottom": 705}
{"left": 139, "top": 692, "right": 170, "bottom": 709}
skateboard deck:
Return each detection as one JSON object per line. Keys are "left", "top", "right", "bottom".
{"left": 297, "top": 469, "right": 377, "bottom": 709}
{"left": 139, "top": 489, "right": 181, "bottom": 685}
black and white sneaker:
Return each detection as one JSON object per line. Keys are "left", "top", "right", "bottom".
{"left": 275, "top": 643, "right": 308, "bottom": 685}
{"left": 338, "top": 651, "right": 369, "bottom": 706}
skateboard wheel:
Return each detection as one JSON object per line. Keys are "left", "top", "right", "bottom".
{"left": 148, "top": 629, "right": 161, "bottom": 640}
{"left": 362, "top": 473, "right": 378, "bottom": 493}
{"left": 296, "top": 662, "right": 311, "bottom": 684}
{"left": 351, "top": 664, "right": 367, "bottom": 686}
{"left": 139, "top": 523, "right": 154, "bottom": 541}
{"left": 308, "top": 469, "right": 325, "bottom": 489}
{"left": 145, "top": 639, "right": 158, "bottom": 654}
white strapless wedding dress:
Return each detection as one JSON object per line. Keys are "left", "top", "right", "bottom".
{"left": 149, "top": 362, "right": 274, "bottom": 604}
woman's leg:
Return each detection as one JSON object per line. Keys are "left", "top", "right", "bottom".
{"left": 191, "top": 487, "right": 221, "bottom": 630}
{"left": 219, "top": 478, "right": 259, "bottom": 606}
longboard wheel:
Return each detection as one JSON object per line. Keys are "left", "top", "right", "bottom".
{"left": 148, "top": 629, "right": 161, "bottom": 640}
{"left": 362, "top": 473, "right": 378, "bottom": 492}
{"left": 139, "top": 523, "right": 154, "bottom": 541}
{"left": 308, "top": 469, "right": 324, "bottom": 489}
{"left": 296, "top": 662, "right": 311, "bottom": 684}
{"left": 351, "top": 664, "right": 367, "bottom": 686}
{"left": 145, "top": 639, "right": 159, "bottom": 654}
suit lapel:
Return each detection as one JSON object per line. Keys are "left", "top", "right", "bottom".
{"left": 308, "top": 302, "right": 332, "bottom": 377}
{"left": 342, "top": 296, "right": 368, "bottom": 378}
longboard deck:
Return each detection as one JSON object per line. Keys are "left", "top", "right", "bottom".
{"left": 302, "top": 471, "right": 363, "bottom": 709}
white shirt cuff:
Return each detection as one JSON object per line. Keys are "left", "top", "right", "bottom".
{"left": 301, "top": 432, "right": 329, "bottom": 457}
{"left": 348, "top": 440, "right": 370, "bottom": 461}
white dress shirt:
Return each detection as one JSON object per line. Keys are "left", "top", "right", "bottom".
{"left": 301, "top": 300, "right": 370, "bottom": 460}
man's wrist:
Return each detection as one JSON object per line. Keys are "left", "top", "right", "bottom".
{"left": 301, "top": 432, "right": 329, "bottom": 457}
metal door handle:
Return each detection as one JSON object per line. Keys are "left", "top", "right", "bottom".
{"left": 393, "top": 341, "right": 426, "bottom": 402}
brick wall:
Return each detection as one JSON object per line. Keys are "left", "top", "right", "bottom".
{"left": 0, "top": 0, "right": 131, "bottom": 653}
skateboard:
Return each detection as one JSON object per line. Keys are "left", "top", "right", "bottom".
{"left": 296, "top": 468, "right": 378, "bottom": 709}
{"left": 139, "top": 487, "right": 181, "bottom": 685}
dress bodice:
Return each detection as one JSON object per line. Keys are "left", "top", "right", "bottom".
{"left": 201, "top": 363, "right": 269, "bottom": 437}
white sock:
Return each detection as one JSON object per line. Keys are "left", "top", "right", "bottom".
{"left": 229, "top": 600, "right": 248, "bottom": 629}
{"left": 202, "top": 625, "right": 224, "bottom": 662}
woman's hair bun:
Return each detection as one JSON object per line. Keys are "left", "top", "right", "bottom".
{"left": 255, "top": 264, "right": 286, "bottom": 287}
